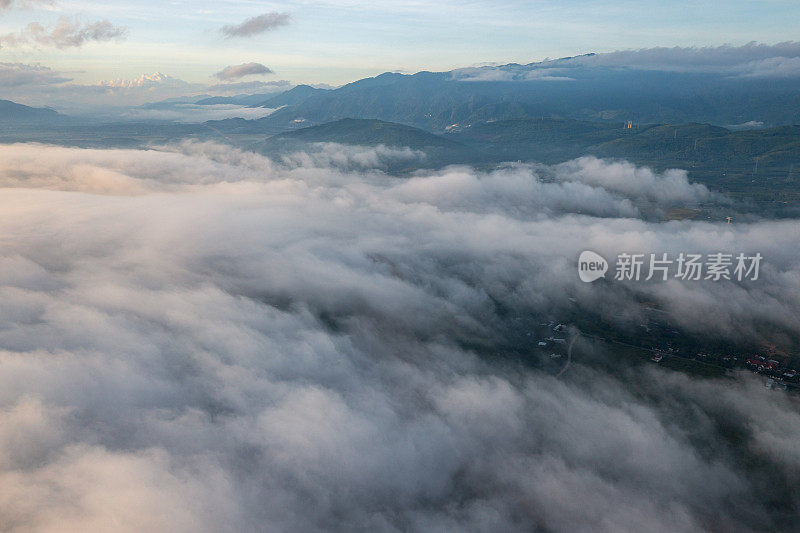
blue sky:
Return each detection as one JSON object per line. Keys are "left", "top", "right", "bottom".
{"left": 1, "top": 0, "right": 799, "bottom": 87}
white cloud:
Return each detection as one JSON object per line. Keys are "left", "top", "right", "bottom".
{"left": 552, "top": 157, "right": 716, "bottom": 205}
{"left": 737, "top": 56, "right": 800, "bottom": 78}
{"left": 120, "top": 103, "right": 278, "bottom": 123}
{"left": 0, "top": 17, "right": 127, "bottom": 49}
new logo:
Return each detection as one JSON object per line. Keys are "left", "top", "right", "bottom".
{"left": 578, "top": 251, "right": 608, "bottom": 283}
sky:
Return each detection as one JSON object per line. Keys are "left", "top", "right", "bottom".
{"left": 1, "top": 0, "right": 800, "bottom": 88}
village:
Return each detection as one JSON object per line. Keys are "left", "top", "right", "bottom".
{"left": 532, "top": 309, "right": 800, "bottom": 392}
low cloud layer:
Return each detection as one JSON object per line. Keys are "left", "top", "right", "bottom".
{"left": 221, "top": 12, "right": 290, "bottom": 38}
{"left": 579, "top": 41, "right": 800, "bottom": 78}
{"left": 584, "top": 41, "right": 800, "bottom": 70}
{"left": 0, "top": 62, "right": 71, "bottom": 87}
{"left": 454, "top": 41, "right": 800, "bottom": 81}
{"left": 206, "top": 79, "right": 291, "bottom": 94}
{"left": 0, "top": 142, "right": 797, "bottom": 531}
{"left": 214, "top": 63, "right": 274, "bottom": 81}
{"left": 120, "top": 103, "right": 278, "bottom": 123}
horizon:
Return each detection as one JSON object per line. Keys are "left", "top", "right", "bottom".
{"left": 3, "top": 0, "right": 800, "bottom": 111}
{"left": 6, "top": 40, "right": 800, "bottom": 115}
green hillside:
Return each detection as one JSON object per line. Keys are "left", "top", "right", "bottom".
{"left": 450, "top": 118, "right": 800, "bottom": 203}
{"left": 270, "top": 118, "right": 461, "bottom": 149}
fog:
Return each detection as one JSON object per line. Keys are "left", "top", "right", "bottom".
{"left": 0, "top": 141, "right": 798, "bottom": 531}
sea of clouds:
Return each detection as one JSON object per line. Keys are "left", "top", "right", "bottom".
{"left": 0, "top": 141, "right": 798, "bottom": 531}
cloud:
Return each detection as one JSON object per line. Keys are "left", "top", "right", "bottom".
{"left": 0, "top": 63, "right": 71, "bottom": 87}
{"left": 0, "top": 142, "right": 797, "bottom": 531}
{"left": 220, "top": 12, "right": 291, "bottom": 38}
{"left": 0, "top": 0, "right": 51, "bottom": 10}
{"left": 206, "top": 80, "right": 291, "bottom": 94}
{"left": 214, "top": 63, "right": 274, "bottom": 81}
{"left": 454, "top": 42, "right": 800, "bottom": 80}
{"left": 566, "top": 42, "right": 800, "bottom": 78}
{"left": 725, "top": 120, "right": 766, "bottom": 130}
{"left": 736, "top": 56, "right": 800, "bottom": 78}
{"left": 580, "top": 41, "right": 800, "bottom": 71}
{"left": 551, "top": 157, "right": 716, "bottom": 205}
{"left": 0, "top": 17, "right": 127, "bottom": 49}
{"left": 119, "top": 103, "right": 278, "bottom": 123}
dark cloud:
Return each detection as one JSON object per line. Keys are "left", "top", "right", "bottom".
{"left": 220, "top": 12, "right": 290, "bottom": 38}
{"left": 0, "top": 17, "right": 127, "bottom": 49}
{"left": 0, "top": 142, "right": 797, "bottom": 531}
{"left": 214, "top": 62, "right": 274, "bottom": 81}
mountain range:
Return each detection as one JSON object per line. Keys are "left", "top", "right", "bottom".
{"left": 207, "top": 56, "right": 800, "bottom": 134}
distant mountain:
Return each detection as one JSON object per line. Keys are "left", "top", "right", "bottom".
{"left": 0, "top": 100, "right": 60, "bottom": 122}
{"left": 253, "top": 85, "right": 329, "bottom": 109}
{"left": 238, "top": 57, "right": 800, "bottom": 132}
{"left": 267, "top": 118, "right": 459, "bottom": 149}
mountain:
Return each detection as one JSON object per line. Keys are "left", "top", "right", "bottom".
{"left": 238, "top": 57, "right": 800, "bottom": 132}
{"left": 267, "top": 118, "right": 460, "bottom": 148}
{"left": 0, "top": 100, "right": 61, "bottom": 122}
{"left": 253, "top": 85, "right": 329, "bottom": 108}
{"left": 251, "top": 118, "right": 465, "bottom": 172}
{"left": 446, "top": 118, "right": 800, "bottom": 203}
